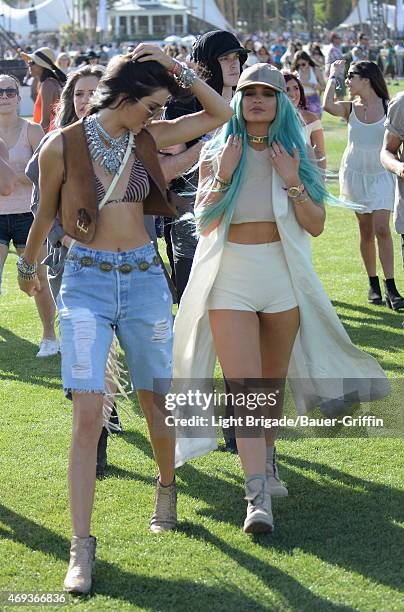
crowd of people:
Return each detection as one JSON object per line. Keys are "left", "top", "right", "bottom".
{"left": 0, "top": 27, "right": 403, "bottom": 596}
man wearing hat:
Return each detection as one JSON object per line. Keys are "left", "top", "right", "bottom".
{"left": 164, "top": 30, "right": 249, "bottom": 453}
{"left": 163, "top": 31, "right": 249, "bottom": 301}
{"left": 21, "top": 47, "right": 66, "bottom": 132}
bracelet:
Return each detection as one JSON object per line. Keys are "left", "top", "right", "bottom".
{"left": 18, "top": 270, "right": 38, "bottom": 280}
{"left": 17, "top": 255, "right": 37, "bottom": 279}
{"left": 174, "top": 62, "right": 197, "bottom": 89}
{"left": 293, "top": 191, "right": 310, "bottom": 205}
{"left": 214, "top": 174, "right": 231, "bottom": 187}
{"left": 169, "top": 59, "right": 183, "bottom": 78}
{"left": 212, "top": 185, "right": 230, "bottom": 193}
{"left": 396, "top": 164, "right": 404, "bottom": 179}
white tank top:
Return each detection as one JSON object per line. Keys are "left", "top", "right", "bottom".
{"left": 347, "top": 105, "right": 386, "bottom": 150}
{"left": 0, "top": 121, "right": 32, "bottom": 215}
{"left": 301, "top": 67, "right": 318, "bottom": 96}
{"left": 231, "top": 146, "right": 275, "bottom": 224}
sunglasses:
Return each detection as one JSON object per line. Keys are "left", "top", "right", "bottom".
{"left": 28, "top": 60, "right": 36, "bottom": 66}
{"left": 0, "top": 88, "right": 18, "bottom": 98}
{"left": 346, "top": 72, "right": 360, "bottom": 80}
{"left": 137, "top": 99, "right": 163, "bottom": 121}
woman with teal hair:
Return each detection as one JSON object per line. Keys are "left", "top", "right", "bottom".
{"left": 172, "top": 64, "right": 389, "bottom": 535}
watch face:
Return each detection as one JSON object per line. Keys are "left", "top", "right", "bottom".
{"left": 288, "top": 187, "right": 301, "bottom": 197}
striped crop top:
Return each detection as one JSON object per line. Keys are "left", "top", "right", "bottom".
{"left": 95, "top": 158, "right": 150, "bottom": 205}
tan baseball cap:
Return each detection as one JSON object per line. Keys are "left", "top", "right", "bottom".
{"left": 236, "top": 63, "right": 287, "bottom": 94}
{"left": 20, "top": 47, "right": 57, "bottom": 70}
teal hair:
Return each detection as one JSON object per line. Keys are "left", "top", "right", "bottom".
{"left": 196, "top": 91, "right": 346, "bottom": 235}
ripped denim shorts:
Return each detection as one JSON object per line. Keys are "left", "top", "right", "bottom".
{"left": 56, "top": 242, "right": 173, "bottom": 395}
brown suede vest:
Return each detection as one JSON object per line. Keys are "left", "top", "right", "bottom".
{"left": 59, "top": 119, "right": 177, "bottom": 243}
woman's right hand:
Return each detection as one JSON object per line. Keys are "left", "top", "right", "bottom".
{"left": 61, "top": 235, "right": 73, "bottom": 248}
{"left": 329, "top": 59, "right": 345, "bottom": 78}
{"left": 217, "top": 135, "right": 243, "bottom": 182}
{"left": 18, "top": 275, "right": 41, "bottom": 297}
{"left": 131, "top": 43, "right": 176, "bottom": 72}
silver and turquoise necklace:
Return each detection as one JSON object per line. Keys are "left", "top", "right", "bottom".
{"left": 84, "top": 114, "right": 130, "bottom": 174}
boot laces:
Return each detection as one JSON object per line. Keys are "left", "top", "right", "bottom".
{"left": 70, "top": 543, "right": 93, "bottom": 577}
{"left": 245, "top": 482, "right": 266, "bottom": 510}
{"left": 153, "top": 484, "right": 176, "bottom": 521}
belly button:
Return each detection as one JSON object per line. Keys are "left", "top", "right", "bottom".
{"left": 117, "top": 248, "right": 121, "bottom": 252}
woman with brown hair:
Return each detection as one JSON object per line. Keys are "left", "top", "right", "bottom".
{"left": 284, "top": 72, "right": 326, "bottom": 170}
{"left": 26, "top": 64, "right": 121, "bottom": 473}
{"left": 20, "top": 46, "right": 67, "bottom": 132}
{"left": 18, "top": 44, "right": 232, "bottom": 594}
{"left": 324, "top": 60, "right": 404, "bottom": 309}
{"left": 291, "top": 50, "right": 325, "bottom": 117}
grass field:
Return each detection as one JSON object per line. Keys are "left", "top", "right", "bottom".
{"left": 0, "top": 94, "right": 403, "bottom": 611}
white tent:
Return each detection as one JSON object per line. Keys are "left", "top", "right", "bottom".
{"left": 182, "top": 0, "right": 232, "bottom": 30}
{"left": 0, "top": 0, "right": 73, "bottom": 37}
{"left": 0, "top": 0, "right": 232, "bottom": 39}
{"left": 339, "top": 0, "right": 396, "bottom": 30}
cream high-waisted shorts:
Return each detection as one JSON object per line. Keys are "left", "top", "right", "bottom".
{"left": 208, "top": 241, "right": 298, "bottom": 314}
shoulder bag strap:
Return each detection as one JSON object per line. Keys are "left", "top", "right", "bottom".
{"left": 99, "top": 132, "right": 134, "bottom": 211}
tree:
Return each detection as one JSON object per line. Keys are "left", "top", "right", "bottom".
{"left": 324, "top": 0, "right": 351, "bottom": 28}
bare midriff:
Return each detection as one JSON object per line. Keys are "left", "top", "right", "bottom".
{"left": 228, "top": 221, "right": 280, "bottom": 244}
{"left": 77, "top": 202, "right": 150, "bottom": 252}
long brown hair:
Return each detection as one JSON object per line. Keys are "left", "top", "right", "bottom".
{"left": 291, "top": 50, "right": 316, "bottom": 71}
{"left": 283, "top": 72, "right": 307, "bottom": 109}
{"left": 54, "top": 65, "right": 105, "bottom": 128}
{"left": 350, "top": 61, "right": 390, "bottom": 101}
{"left": 86, "top": 53, "right": 180, "bottom": 114}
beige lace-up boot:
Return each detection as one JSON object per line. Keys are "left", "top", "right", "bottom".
{"left": 150, "top": 478, "right": 177, "bottom": 533}
{"left": 243, "top": 474, "right": 274, "bottom": 534}
{"left": 63, "top": 535, "right": 96, "bottom": 594}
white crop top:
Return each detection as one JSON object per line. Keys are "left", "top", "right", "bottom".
{"left": 231, "top": 146, "right": 275, "bottom": 224}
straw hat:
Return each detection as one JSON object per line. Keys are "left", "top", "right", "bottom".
{"left": 20, "top": 47, "right": 57, "bottom": 70}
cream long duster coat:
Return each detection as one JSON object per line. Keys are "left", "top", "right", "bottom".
{"left": 172, "top": 168, "right": 390, "bottom": 467}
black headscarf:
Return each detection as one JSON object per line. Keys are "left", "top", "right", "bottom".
{"left": 164, "top": 30, "right": 248, "bottom": 139}
{"left": 190, "top": 30, "right": 248, "bottom": 95}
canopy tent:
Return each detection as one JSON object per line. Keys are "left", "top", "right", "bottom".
{"left": 0, "top": 0, "right": 73, "bottom": 36}
{"left": 182, "top": 0, "right": 232, "bottom": 30}
{"left": 339, "top": 0, "right": 397, "bottom": 30}
{"left": 0, "top": 0, "right": 231, "bottom": 38}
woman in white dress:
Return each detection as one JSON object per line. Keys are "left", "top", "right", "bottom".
{"left": 173, "top": 64, "right": 389, "bottom": 536}
{"left": 324, "top": 60, "right": 404, "bottom": 310}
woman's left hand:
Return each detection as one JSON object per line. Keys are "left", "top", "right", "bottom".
{"left": 269, "top": 141, "right": 301, "bottom": 188}
{"left": 131, "top": 43, "right": 176, "bottom": 72}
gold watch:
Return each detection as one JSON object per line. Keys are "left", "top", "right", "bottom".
{"left": 286, "top": 183, "right": 305, "bottom": 199}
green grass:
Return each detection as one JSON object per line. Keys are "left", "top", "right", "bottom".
{"left": 0, "top": 102, "right": 403, "bottom": 611}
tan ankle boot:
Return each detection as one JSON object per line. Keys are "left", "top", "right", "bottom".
{"left": 150, "top": 478, "right": 177, "bottom": 533}
{"left": 63, "top": 535, "right": 96, "bottom": 594}
{"left": 243, "top": 475, "right": 274, "bottom": 534}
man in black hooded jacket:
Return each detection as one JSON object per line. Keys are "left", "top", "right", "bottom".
{"left": 164, "top": 31, "right": 249, "bottom": 453}
{"left": 164, "top": 30, "right": 249, "bottom": 301}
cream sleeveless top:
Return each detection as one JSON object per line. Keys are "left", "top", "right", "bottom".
{"left": 301, "top": 67, "right": 319, "bottom": 96}
{"left": 0, "top": 121, "right": 33, "bottom": 215}
{"left": 231, "top": 146, "right": 275, "bottom": 224}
